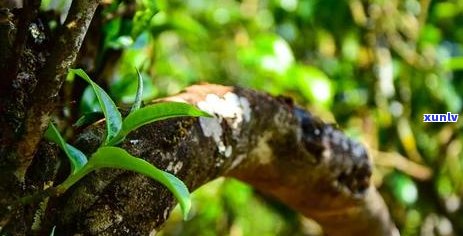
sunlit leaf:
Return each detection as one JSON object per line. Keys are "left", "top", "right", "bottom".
{"left": 58, "top": 147, "right": 191, "bottom": 219}
{"left": 132, "top": 0, "right": 159, "bottom": 37}
{"left": 388, "top": 172, "right": 418, "bottom": 205}
{"left": 107, "top": 36, "right": 134, "bottom": 49}
{"left": 294, "top": 65, "right": 334, "bottom": 108}
{"left": 170, "top": 11, "right": 208, "bottom": 38}
{"left": 132, "top": 9, "right": 157, "bottom": 38}
{"left": 71, "top": 69, "right": 123, "bottom": 145}
{"left": 44, "top": 123, "right": 87, "bottom": 173}
{"left": 103, "top": 17, "right": 122, "bottom": 49}
{"left": 443, "top": 57, "right": 463, "bottom": 71}
{"left": 109, "top": 102, "right": 211, "bottom": 145}
{"left": 434, "top": 2, "right": 458, "bottom": 19}
{"left": 437, "top": 173, "right": 454, "bottom": 197}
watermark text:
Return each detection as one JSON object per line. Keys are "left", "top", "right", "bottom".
{"left": 423, "top": 112, "right": 459, "bottom": 123}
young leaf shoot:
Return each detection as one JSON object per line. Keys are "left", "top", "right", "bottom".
{"left": 71, "top": 69, "right": 123, "bottom": 145}
{"left": 129, "top": 68, "right": 144, "bottom": 114}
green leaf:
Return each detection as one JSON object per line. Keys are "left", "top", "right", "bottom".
{"left": 71, "top": 69, "right": 123, "bottom": 145}
{"left": 74, "top": 111, "right": 104, "bottom": 127}
{"left": 129, "top": 68, "right": 144, "bottom": 114}
{"left": 79, "top": 85, "right": 101, "bottom": 114}
{"left": 109, "top": 71, "right": 157, "bottom": 104}
{"left": 132, "top": 9, "right": 157, "bottom": 38}
{"left": 108, "top": 102, "right": 211, "bottom": 145}
{"left": 58, "top": 147, "right": 191, "bottom": 219}
{"left": 44, "top": 123, "right": 88, "bottom": 173}
{"left": 103, "top": 17, "right": 122, "bottom": 50}
{"left": 443, "top": 56, "right": 463, "bottom": 71}
{"left": 294, "top": 65, "right": 334, "bottom": 108}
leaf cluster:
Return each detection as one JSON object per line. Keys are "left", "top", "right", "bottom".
{"left": 45, "top": 69, "right": 210, "bottom": 219}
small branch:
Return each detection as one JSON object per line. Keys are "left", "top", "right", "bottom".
{"left": 15, "top": 0, "right": 100, "bottom": 180}
{"left": 373, "top": 150, "right": 433, "bottom": 180}
{"left": 418, "top": 0, "right": 431, "bottom": 30}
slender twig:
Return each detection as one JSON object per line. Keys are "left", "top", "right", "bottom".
{"left": 418, "top": 0, "right": 431, "bottom": 30}
{"left": 373, "top": 150, "right": 433, "bottom": 180}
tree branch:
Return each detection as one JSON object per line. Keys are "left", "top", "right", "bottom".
{"left": 15, "top": 0, "right": 100, "bottom": 180}
{"left": 0, "top": 1, "right": 99, "bottom": 233}
{"left": 47, "top": 84, "right": 398, "bottom": 235}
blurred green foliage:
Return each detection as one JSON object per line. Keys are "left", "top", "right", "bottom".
{"left": 43, "top": 0, "right": 463, "bottom": 235}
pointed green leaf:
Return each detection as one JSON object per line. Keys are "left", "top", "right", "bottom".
{"left": 71, "top": 69, "right": 122, "bottom": 145}
{"left": 58, "top": 147, "right": 191, "bottom": 219}
{"left": 129, "top": 68, "right": 144, "bottom": 114}
{"left": 44, "top": 123, "right": 88, "bottom": 173}
{"left": 108, "top": 102, "right": 211, "bottom": 145}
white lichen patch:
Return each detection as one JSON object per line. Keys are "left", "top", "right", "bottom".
{"left": 163, "top": 207, "right": 170, "bottom": 220}
{"left": 29, "top": 23, "right": 46, "bottom": 44}
{"left": 149, "top": 229, "right": 157, "bottom": 236}
{"left": 165, "top": 161, "right": 183, "bottom": 174}
{"left": 129, "top": 139, "right": 140, "bottom": 145}
{"left": 239, "top": 97, "right": 251, "bottom": 122}
{"left": 197, "top": 92, "right": 251, "bottom": 131}
{"left": 224, "top": 146, "right": 232, "bottom": 158}
{"left": 322, "top": 149, "right": 332, "bottom": 162}
{"left": 215, "top": 158, "right": 224, "bottom": 167}
{"left": 114, "top": 214, "right": 123, "bottom": 223}
{"left": 166, "top": 162, "right": 174, "bottom": 172}
{"left": 199, "top": 117, "right": 227, "bottom": 156}
{"left": 249, "top": 132, "right": 273, "bottom": 165}
{"left": 173, "top": 162, "right": 183, "bottom": 174}
{"left": 197, "top": 92, "right": 251, "bottom": 157}
{"left": 352, "top": 142, "right": 365, "bottom": 158}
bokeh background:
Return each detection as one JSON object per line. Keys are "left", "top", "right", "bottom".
{"left": 43, "top": 0, "right": 463, "bottom": 235}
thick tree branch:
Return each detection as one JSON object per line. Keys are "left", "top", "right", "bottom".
{"left": 16, "top": 0, "right": 100, "bottom": 179}
{"left": 0, "top": 0, "right": 99, "bottom": 233}
{"left": 46, "top": 84, "right": 398, "bottom": 235}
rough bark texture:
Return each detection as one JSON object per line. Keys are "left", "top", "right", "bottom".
{"left": 17, "top": 0, "right": 100, "bottom": 181}
{"left": 31, "top": 84, "right": 397, "bottom": 236}
{"left": 0, "top": 1, "right": 100, "bottom": 234}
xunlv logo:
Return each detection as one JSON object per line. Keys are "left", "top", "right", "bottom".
{"left": 423, "top": 112, "right": 459, "bottom": 122}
